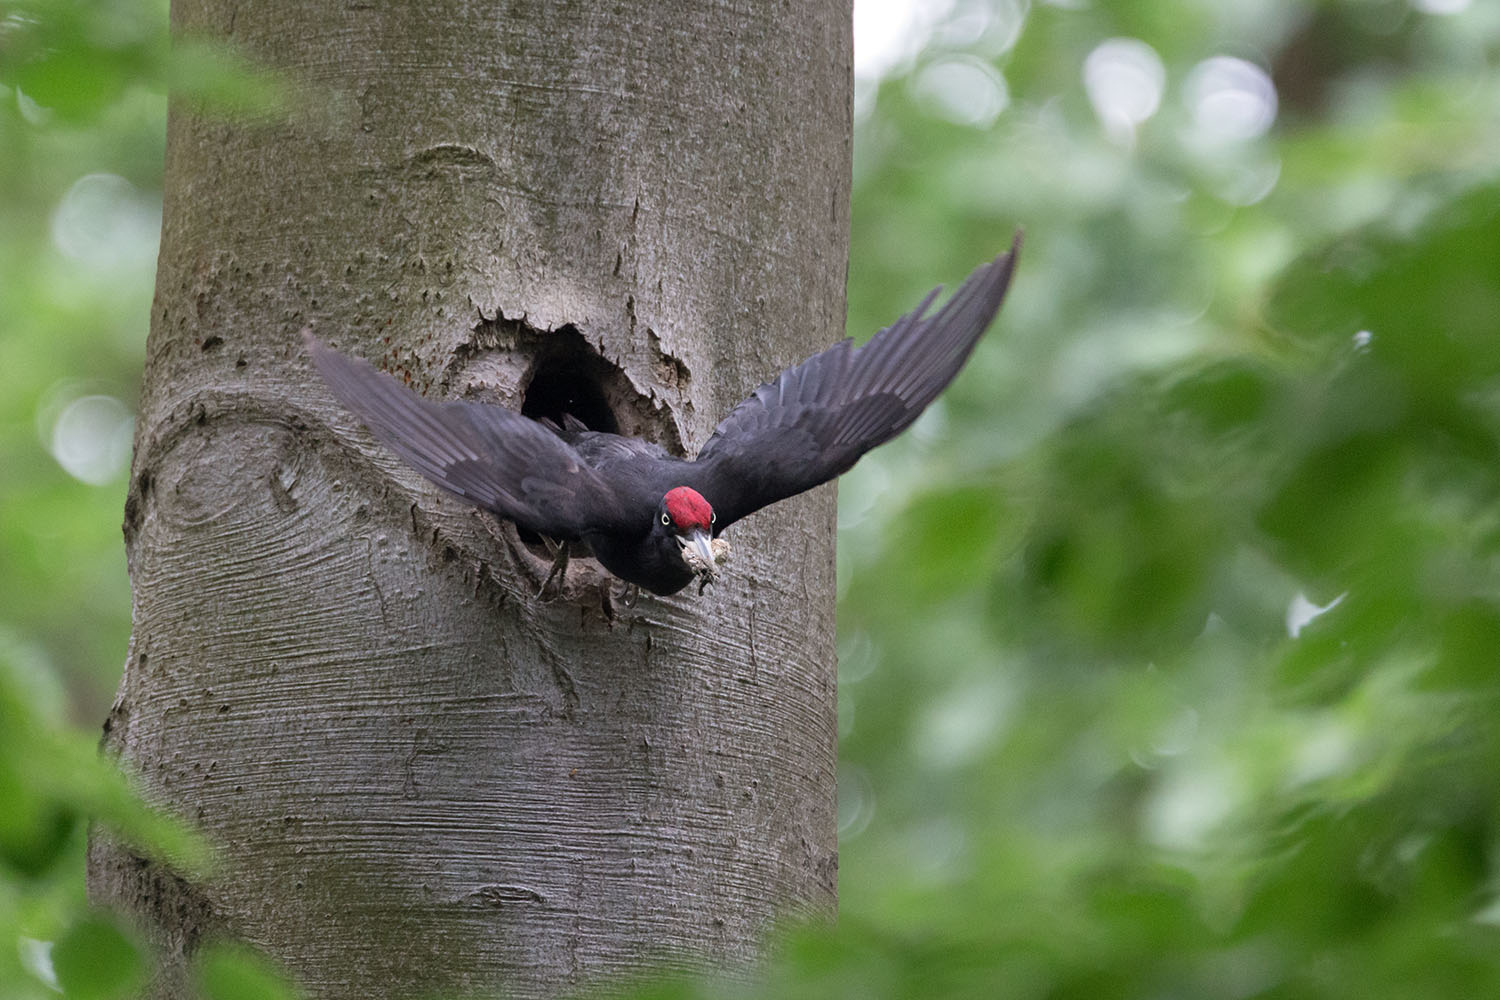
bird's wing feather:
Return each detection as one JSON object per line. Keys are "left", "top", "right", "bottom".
{"left": 304, "top": 332, "right": 634, "bottom": 538}
{"left": 688, "top": 234, "right": 1020, "bottom": 529}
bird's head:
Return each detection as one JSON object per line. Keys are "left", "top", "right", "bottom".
{"left": 659, "top": 486, "right": 718, "bottom": 585}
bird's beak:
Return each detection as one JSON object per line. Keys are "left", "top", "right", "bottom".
{"left": 679, "top": 529, "right": 717, "bottom": 581}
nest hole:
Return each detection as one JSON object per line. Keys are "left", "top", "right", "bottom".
{"left": 519, "top": 326, "right": 620, "bottom": 435}
{"left": 514, "top": 327, "right": 620, "bottom": 557}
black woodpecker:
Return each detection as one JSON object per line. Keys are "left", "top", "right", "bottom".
{"left": 306, "top": 233, "right": 1020, "bottom": 596}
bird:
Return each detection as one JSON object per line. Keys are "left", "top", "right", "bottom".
{"left": 305, "top": 233, "right": 1020, "bottom": 597}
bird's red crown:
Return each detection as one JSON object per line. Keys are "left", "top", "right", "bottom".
{"left": 664, "top": 486, "right": 713, "bottom": 532}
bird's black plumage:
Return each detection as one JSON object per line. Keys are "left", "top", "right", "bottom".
{"left": 305, "top": 233, "right": 1020, "bottom": 594}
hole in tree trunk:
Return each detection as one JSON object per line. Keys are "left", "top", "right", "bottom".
{"left": 514, "top": 326, "right": 620, "bottom": 554}
{"left": 519, "top": 326, "right": 620, "bottom": 434}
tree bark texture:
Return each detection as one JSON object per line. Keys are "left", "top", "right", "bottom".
{"left": 88, "top": 1, "right": 850, "bottom": 997}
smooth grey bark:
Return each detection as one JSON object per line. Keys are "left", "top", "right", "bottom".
{"left": 88, "top": 1, "right": 850, "bottom": 997}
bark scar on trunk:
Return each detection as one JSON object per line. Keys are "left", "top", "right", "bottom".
{"left": 470, "top": 884, "right": 547, "bottom": 907}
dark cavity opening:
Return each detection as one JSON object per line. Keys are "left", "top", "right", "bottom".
{"left": 520, "top": 326, "right": 620, "bottom": 434}
{"left": 513, "top": 326, "right": 620, "bottom": 555}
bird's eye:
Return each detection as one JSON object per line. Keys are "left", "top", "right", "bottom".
{"left": 661, "top": 512, "right": 671, "bottom": 526}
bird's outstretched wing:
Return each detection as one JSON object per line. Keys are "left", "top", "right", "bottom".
{"left": 304, "top": 332, "right": 633, "bottom": 539}
{"left": 688, "top": 233, "right": 1020, "bottom": 530}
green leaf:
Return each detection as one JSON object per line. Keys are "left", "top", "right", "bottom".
{"left": 194, "top": 943, "right": 302, "bottom": 1000}
{"left": 50, "top": 916, "right": 146, "bottom": 1000}
{"left": 0, "top": 786, "right": 77, "bottom": 879}
{"left": 15, "top": 49, "right": 131, "bottom": 122}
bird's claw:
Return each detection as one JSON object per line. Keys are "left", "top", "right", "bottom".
{"left": 536, "top": 537, "right": 570, "bottom": 600}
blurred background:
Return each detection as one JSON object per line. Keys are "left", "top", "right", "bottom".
{"left": 4, "top": 0, "right": 1500, "bottom": 996}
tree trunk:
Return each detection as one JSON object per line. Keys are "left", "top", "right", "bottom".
{"left": 88, "top": 1, "right": 850, "bottom": 997}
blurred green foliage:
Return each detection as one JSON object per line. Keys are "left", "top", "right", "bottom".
{"left": 819, "top": 2, "right": 1500, "bottom": 998}
{"left": 4, "top": 0, "right": 1500, "bottom": 997}
{"left": 1, "top": 2, "right": 225, "bottom": 997}
{"left": 191, "top": 943, "right": 301, "bottom": 1000}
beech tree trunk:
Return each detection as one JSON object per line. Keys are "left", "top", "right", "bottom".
{"left": 88, "top": 1, "right": 850, "bottom": 997}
